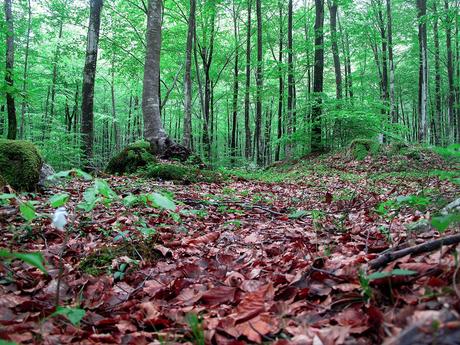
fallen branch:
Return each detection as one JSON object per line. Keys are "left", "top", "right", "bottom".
{"left": 369, "top": 233, "right": 460, "bottom": 270}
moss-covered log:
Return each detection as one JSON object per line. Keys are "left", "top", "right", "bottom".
{"left": 0, "top": 139, "right": 43, "bottom": 192}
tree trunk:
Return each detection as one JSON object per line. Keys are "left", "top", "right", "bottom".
{"left": 445, "top": 0, "right": 455, "bottom": 141}
{"left": 433, "top": 0, "right": 442, "bottom": 145}
{"left": 386, "top": 0, "right": 396, "bottom": 123}
{"left": 417, "top": 0, "right": 428, "bottom": 142}
{"left": 312, "top": 0, "right": 325, "bottom": 153}
{"left": 20, "top": 0, "right": 32, "bottom": 139}
{"left": 377, "top": 1, "right": 389, "bottom": 125}
{"left": 81, "top": 0, "right": 103, "bottom": 166}
{"left": 111, "top": 57, "right": 120, "bottom": 152}
{"left": 142, "top": 0, "right": 190, "bottom": 160}
{"left": 255, "top": 0, "right": 263, "bottom": 165}
{"left": 183, "top": 0, "right": 195, "bottom": 149}
{"left": 230, "top": 0, "right": 239, "bottom": 163}
{"left": 50, "top": 20, "right": 63, "bottom": 122}
{"left": 244, "top": 0, "right": 252, "bottom": 159}
{"left": 286, "top": 0, "right": 294, "bottom": 157}
{"left": 4, "top": 0, "right": 16, "bottom": 140}
{"left": 328, "top": 0, "right": 342, "bottom": 100}
{"left": 275, "top": 1, "right": 284, "bottom": 162}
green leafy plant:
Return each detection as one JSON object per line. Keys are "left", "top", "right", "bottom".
{"left": 51, "top": 307, "right": 86, "bottom": 326}
{"left": 0, "top": 249, "right": 47, "bottom": 274}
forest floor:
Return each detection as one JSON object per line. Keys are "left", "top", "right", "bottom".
{"left": 0, "top": 150, "right": 460, "bottom": 345}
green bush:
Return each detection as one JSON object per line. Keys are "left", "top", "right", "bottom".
{"left": 0, "top": 139, "right": 43, "bottom": 191}
{"left": 106, "top": 141, "right": 156, "bottom": 175}
{"left": 349, "top": 139, "right": 380, "bottom": 160}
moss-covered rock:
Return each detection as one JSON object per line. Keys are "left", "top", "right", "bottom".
{"left": 349, "top": 139, "right": 380, "bottom": 160}
{"left": 145, "top": 162, "right": 225, "bottom": 184}
{"left": 0, "top": 139, "right": 43, "bottom": 192}
{"left": 106, "top": 141, "right": 157, "bottom": 175}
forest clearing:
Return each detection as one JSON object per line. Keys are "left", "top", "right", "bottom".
{"left": 1, "top": 0, "right": 460, "bottom": 344}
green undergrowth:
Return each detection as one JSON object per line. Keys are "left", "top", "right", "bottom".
{"left": 144, "top": 162, "right": 227, "bottom": 184}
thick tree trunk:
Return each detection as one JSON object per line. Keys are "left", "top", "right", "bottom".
{"left": 81, "top": 0, "right": 103, "bottom": 165}
{"left": 4, "top": 0, "right": 16, "bottom": 140}
{"left": 312, "top": 0, "right": 325, "bottom": 153}
{"left": 244, "top": 0, "right": 252, "bottom": 159}
{"left": 20, "top": 0, "right": 32, "bottom": 139}
{"left": 328, "top": 0, "right": 342, "bottom": 100}
{"left": 417, "top": 0, "right": 428, "bottom": 142}
{"left": 183, "top": 0, "right": 195, "bottom": 149}
{"left": 142, "top": 0, "right": 169, "bottom": 153}
{"left": 143, "top": 0, "right": 190, "bottom": 160}
{"left": 255, "top": 0, "right": 263, "bottom": 165}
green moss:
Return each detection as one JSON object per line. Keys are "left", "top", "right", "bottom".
{"left": 0, "top": 139, "right": 43, "bottom": 192}
{"left": 106, "top": 141, "right": 157, "bottom": 175}
{"left": 145, "top": 163, "right": 225, "bottom": 184}
{"left": 349, "top": 139, "right": 380, "bottom": 161}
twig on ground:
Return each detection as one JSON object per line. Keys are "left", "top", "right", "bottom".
{"left": 369, "top": 234, "right": 460, "bottom": 270}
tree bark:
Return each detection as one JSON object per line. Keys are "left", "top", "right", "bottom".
{"left": 255, "top": 0, "right": 263, "bottom": 165}
{"left": 275, "top": 1, "right": 284, "bottom": 162}
{"left": 312, "top": 0, "right": 325, "bottom": 153}
{"left": 328, "top": 0, "right": 342, "bottom": 100}
{"left": 4, "top": 0, "right": 16, "bottom": 140}
{"left": 244, "top": 0, "right": 253, "bottom": 159}
{"left": 417, "top": 0, "right": 428, "bottom": 142}
{"left": 386, "top": 0, "right": 396, "bottom": 123}
{"left": 183, "top": 0, "right": 195, "bottom": 149}
{"left": 81, "top": 0, "right": 103, "bottom": 166}
{"left": 433, "top": 0, "right": 442, "bottom": 145}
{"left": 20, "top": 0, "right": 32, "bottom": 139}
{"left": 286, "top": 0, "right": 294, "bottom": 157}
{"left": 445, "top": 0, "right": 455, "bottom": 141}
{"left": 230, "top": 0, "right": 240, "bottom": 163}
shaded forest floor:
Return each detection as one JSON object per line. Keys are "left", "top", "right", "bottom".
{"left": 1, "top": 150, "right": 460, "bottom": 344}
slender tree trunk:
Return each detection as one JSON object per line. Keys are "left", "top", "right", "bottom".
{"left": 312, "top": 0, "right": 325, "bottom": 153}
{"left": 20, "top": 0, "right": 32, "bottom": 139}
{"left": 230, "top": 0, "right": 239, "bottom": 163}
{"left": 111, "top": 58, "right": 119, "bottom": 152}
{"left": 255, "top": 0, "right": 263, "bottom": 165}
{"left": 386, "top": 0, "right": 396, "bottom": 123}
{"left": 81, "top": 0, "right": 103, "bottom": 166}
{"left": 50, "top": 21, "right": 63, "bottom": 123}
{"left": 183, "top": 0, "right": 195, "bottom": 149}
{"left": 275, "top": 1, "right": 284, "bottom": 161}
{"left": 445, "top": 0, "right": 455, "bottom": 141}
{"left": 433, "top": 0, "right": 442, "bottom": 145}
{"left": 417, "top": 0, "right": 428, "bottom": 142}
{"left": 286, "top": 0, "right": 294, "bottom": 157}
{"left": 328, "top": 0, "right": 342, "bottom": 100}
{"left": 377, "top": 1, "right": 389, "bottom": 126}
{"left": 244, "top": 0, "right": 252, "bottom": 159}
{"left": 4, "top": 0, "right": 16, "bottom": 140}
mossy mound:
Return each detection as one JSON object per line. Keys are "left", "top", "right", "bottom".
{"left": 145, "top": 162, "right": 225, "bottom": 184}
{"left": 0, "top": 139, "right": 43, "bottom": 192}
{"left": 349, "top": 139, "right": 380, "bottom": 160}
{"left": 80, "top": 237, "right": 162, "bottom": 276}
{"left": 106, "top": 141, "right": 157, "bottom": 175}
